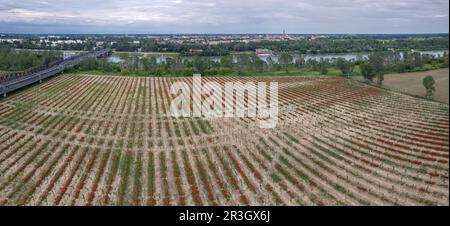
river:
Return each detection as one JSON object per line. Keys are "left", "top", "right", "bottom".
{"left": 107, "top": 50, "right": 448, "bottom": 64}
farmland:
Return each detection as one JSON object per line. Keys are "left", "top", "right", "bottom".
{"left": 0, "top": 74, "right": 449, "bottom": 206}
{"left": 354, "top": 69, "right": 449, "bottom": 103}
{"left": 379, "top": 69, "right": 449, "bottom": 104}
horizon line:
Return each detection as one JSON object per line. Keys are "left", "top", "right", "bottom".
{"left": 1, "top": 32, "right": 449, "bottom": 36}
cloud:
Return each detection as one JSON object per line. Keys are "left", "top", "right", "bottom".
{"left": 0, "top": 0, "right": 448, "bottom": 33}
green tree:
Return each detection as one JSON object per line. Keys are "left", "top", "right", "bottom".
{"left": 368, "top": 52, "right": 386, "bottom": 85}
{"left": 220, "top": 55, "right": 233, "bottom": 68}
{"left": 318, "top": 59, "right": 329, "bottom": 75}
{"left": 377, "top": 73, "right": 385, "bottom": 86}
{"left": 266, "top": 56, "right": 275, "bottom": 71}
{"left": 236, "top": 54, "right": 251, "bottom": 75}
{"left": 100, "top": 59, "right": 113, "bottom": 72}
{"left": 193, "top": 57, "right": 207, "bottom": 75}
{"left": 320, "top": 66, "right": 328, "bottom": 75}
{"left": 336, "top": 58, "right": 353, "bottom": 77}
{"left": 250, "top": 54, "right": 265, "bottom": 72}
{"left": 423, "top": 75, "right": 436, "bottom": 99}
{"left": 295, "top": 56, "right": 305, "bottom": 68}
{"left": 142, "top": 57, "right": 157, "bottom": 71}
{"left": 279, "top": 53, "right": 293, "bottom": 73}
{"left": 360, "top": 63, "right": 376, "bottom": 83}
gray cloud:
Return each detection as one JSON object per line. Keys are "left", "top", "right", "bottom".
{"left": 0, "top": 0, "right": 448, "bottom": 33}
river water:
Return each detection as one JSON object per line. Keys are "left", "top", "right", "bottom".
{"left": 107, "top": 50, "right": 449, "bottom": 64}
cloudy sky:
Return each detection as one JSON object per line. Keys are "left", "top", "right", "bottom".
{"left": 0, "top": 0, "right": 448, "bottom": 34}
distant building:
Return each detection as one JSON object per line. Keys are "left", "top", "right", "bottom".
{"left": 96, "top": 41, "right": 105, "bottom": 47}
{"left": 190, "top": 49, "right": 204, "bottom": 53}
{"left": 0, "top": 38, "right": 23, "bottom": 44}
{"left": 282, "top": 29, "right": 289, "bottom": 40}
{"left": 256, "top": 49, "right": 273, "bottom": 56}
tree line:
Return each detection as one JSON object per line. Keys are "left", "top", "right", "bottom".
{"left": 68, "top": 50, "right": 449, "bottom": 79}
{"left": 110, "top": 37, "right": 449, "bottom": 56}
{"left": 0, "top": 46, "right": 62, "bottom": 71}
{"left": 4, "top": 36, "right": 449, "bottom": 57}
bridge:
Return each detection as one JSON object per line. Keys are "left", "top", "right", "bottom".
{"left": 0, "top": 48, "right": 112, "bottom": 97}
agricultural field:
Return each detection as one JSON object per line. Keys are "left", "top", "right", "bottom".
{"left": 0, "top": 74, "right": 449, "bottom": 206}
{"left": 355, "top": 69, "right": 449, "bottom": 104}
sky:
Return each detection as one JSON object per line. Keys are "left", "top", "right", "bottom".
{"left": 0, "top": 0, "right": 448, "bottom": 34}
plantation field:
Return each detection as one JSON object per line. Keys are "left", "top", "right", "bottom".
{"left": 0, "top": 74, "right": 449, "bottom": 206}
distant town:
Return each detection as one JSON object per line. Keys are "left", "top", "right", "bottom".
{"left": 2, "top": 33, "right": 447, "bottom": 49}
{"left": 0, "top": 32, "right": 327, "bottom": 47}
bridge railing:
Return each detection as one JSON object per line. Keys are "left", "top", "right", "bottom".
{"left": 0, "top": 48, "right": 111, "bottom": 85}
{"left": 0, "top": 71, "right": 27, "bottom": 83}
{"left": 0, "top": 60, "right": 63, "bottom": 84}
{"left": 1, "top": 48, "right": 111, "bottom": 97}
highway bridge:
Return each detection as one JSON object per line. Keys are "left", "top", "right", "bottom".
{"left": 0, "top": 48, "right": 111, "bottom": 97}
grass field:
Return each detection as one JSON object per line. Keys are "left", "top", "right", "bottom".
{"left": 0, "top": 74, "right": 448, "bottom": 206}
{"left": 355, "top": 69, "right": 449, "bottom": 104}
